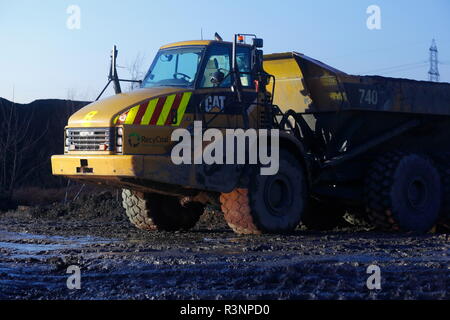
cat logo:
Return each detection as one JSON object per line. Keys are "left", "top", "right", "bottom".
{"left": 204, "top": 96, "right": 226, "bottom": 113}
{"left": 82, "top": 111, "right": 98, "bottom": 127}
{"left": 83, "top": 111, "right": 98, "bottom": 121}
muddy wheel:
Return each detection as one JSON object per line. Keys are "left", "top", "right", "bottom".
{"left": 122, "top": 189, "right": 204, "bottom": 231}
{"left": 220, "top": 150, "right": 307, "bottom": 235}
{"left": 365, "top": 152, "right": 441, "bottom": 233}
{"left": 302, "top": 198, "right": 347, "bottom": 231}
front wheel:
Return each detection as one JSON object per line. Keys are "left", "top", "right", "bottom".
{"left": 220, "top": 150, "right": 308, "bottom": 235}
{"left": 122, "top": 189, "right": 204, "bottom": 231}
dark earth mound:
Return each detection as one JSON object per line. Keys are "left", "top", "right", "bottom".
{"left": 0, "top": 98, "right": 89, "bottom": 210}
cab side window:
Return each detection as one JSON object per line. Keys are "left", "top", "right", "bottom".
{"left": 201, "top": 45, "right": 231, "bottom": 88}
{"left": 236, "top": 47, "right": 253, "bottom": 87}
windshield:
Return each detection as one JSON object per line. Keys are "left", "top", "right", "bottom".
{"left": 141, "top": 47, "right": 205, "bottom": 88}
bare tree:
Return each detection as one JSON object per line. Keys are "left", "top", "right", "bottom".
{"left": 65, "top": 88, "right": 81, "bottom": 120}
{"left": 0, "top": 99, "right": 48, "bottom": 200}
{"left": 126, "top": 53, "right": 146, "bottom": 91}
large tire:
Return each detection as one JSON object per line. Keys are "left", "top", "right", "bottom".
{"left": 122, "top": 189, "right": 204, "bottom": 231}
{"left": 220, "top": 150, "right": 307, "bottom": 235}
{"left": 302, "top": 198, "right": 347, "bottom": 231}
{"left": 365, "top": 152, "right": 441, "bottom": 233}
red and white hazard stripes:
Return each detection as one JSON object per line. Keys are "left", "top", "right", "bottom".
{"left": 114, "top": 92, "right": 192, "bottom": 126}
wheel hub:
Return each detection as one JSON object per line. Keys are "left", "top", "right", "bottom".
{"left": 407, "top": 177, "right": 428, "bottom": 209}
{"left": 264, "top": 175, "right": 293, "bottom": 216}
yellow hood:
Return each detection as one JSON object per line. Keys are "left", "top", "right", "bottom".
{"left": 68, "top": 87, "right": 188, "bottom": 127}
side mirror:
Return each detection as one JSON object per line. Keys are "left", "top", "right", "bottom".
{"left": 252, "top": 49, "right": 264, "bottom": 70}
{"left": 211, "top": 71, "right": 225, "bottom": 86}
{"left": 253, "top": 38, "right": 263, "bottom": 48}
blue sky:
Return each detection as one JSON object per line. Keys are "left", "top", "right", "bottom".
{"left": 1, "top": 0, "right": 449, "bottom": 103}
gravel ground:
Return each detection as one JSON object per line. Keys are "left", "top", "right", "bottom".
{"left": 0, "top": 192, "right": 448, "bottom": 300}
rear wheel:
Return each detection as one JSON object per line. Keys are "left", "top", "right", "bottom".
{"left": 122, "top": 189, "right": 204, "bottom": 231}
{"left": 365, "top": 152, "right": 441, "bottom": 233}
{"left": 220, "top": 150, "right": 307, "bottom": 235}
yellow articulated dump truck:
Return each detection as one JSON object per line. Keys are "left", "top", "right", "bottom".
{"left": 52, "top": 34, "right": 450, "bottom": 234}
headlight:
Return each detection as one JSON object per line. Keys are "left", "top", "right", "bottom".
{"left": 116, "top": 127, "right": 124, "bottom": 153}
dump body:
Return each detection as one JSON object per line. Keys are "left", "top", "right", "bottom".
{"left": 264, "top": 52, "right": 450, "bottom": 115}
{"left": 264, "top": 52, "right": 450, "bottom": 204}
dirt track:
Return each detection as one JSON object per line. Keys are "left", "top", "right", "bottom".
{"left": 0, "top": 192, "right": 448, "bottom": 300}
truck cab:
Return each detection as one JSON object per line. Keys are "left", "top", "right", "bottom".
{"left": 51, "top": 38, "right": 268, "bottom": 196}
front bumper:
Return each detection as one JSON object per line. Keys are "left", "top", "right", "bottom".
{"left": 51, "top": 154, "right": 240, "bottom": 193}
{"left": 52, "top": 155, "right": 144, "bottom": 177}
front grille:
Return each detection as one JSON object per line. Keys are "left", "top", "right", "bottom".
{"left": 67, "top": 128, "right": 114, "bottom": 151}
